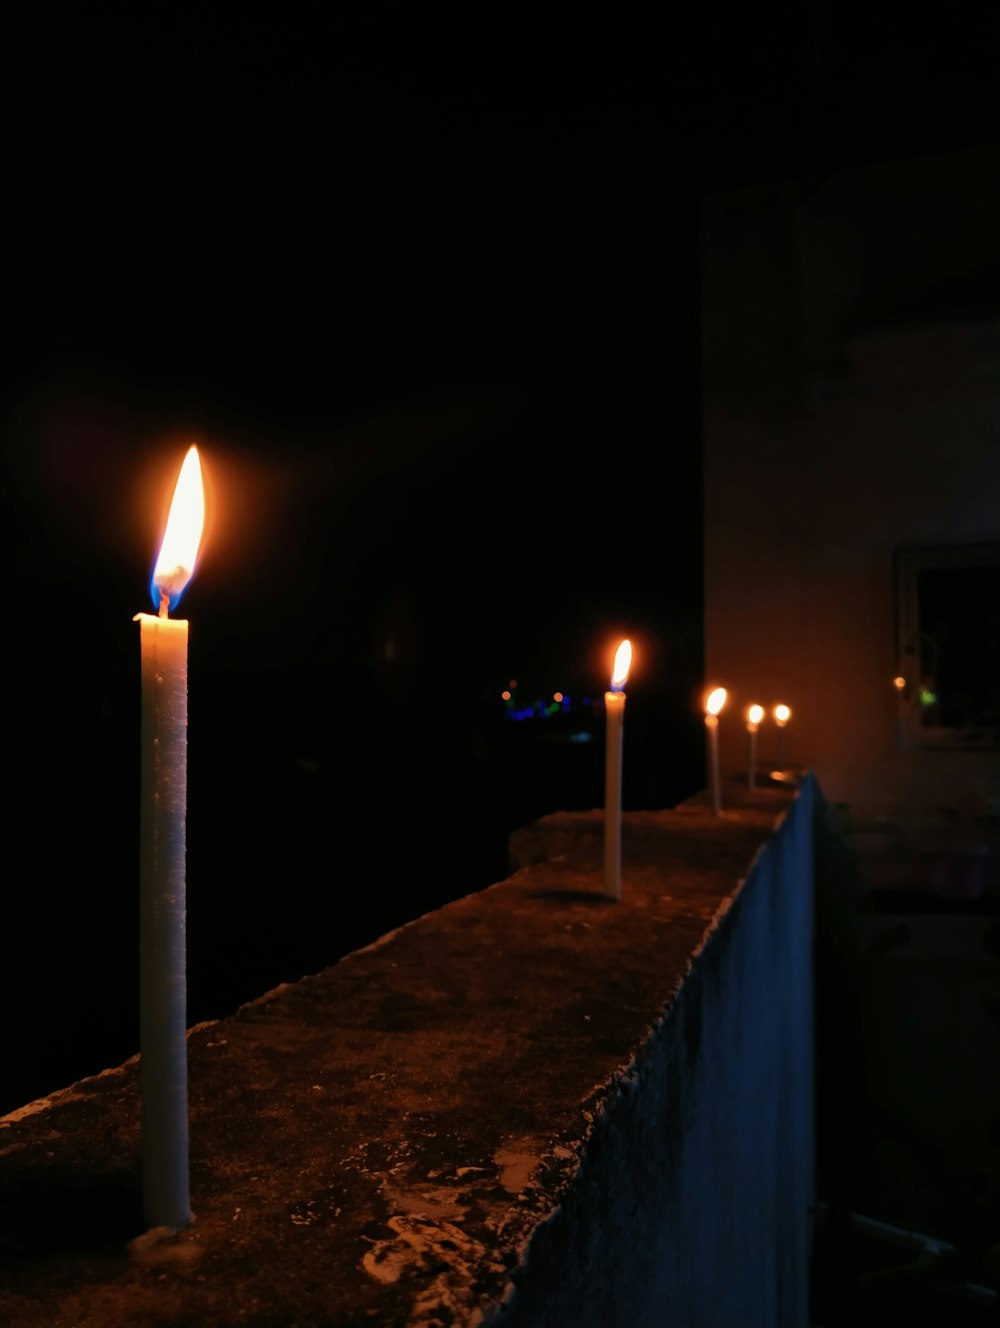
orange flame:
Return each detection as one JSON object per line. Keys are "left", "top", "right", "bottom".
{"left": 747, "top": 703, "right": 764, "bottom": 726}
{"left": 705, "top": 686, "right": 727, "bottom": 716}
{"left": 611, "top": 638, "right": 632, "bottom": 691}
{"left": 773, "top": 703, "right": 791, "bottom": 726}
{"left": 152, "top": 446, "right": 205, "bottom": 611}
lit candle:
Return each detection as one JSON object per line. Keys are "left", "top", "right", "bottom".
{"left": 603, "top": 638, "right": 632, "bottom": 900}
{"left": 892, "top": 675, "right": 908, "bottom": 749}
{"left": 704, "top": 686, "right": 727, "bottom": 815}
{"left": 133, "top": 445, "right": 205, "bottom": 1233}
{"left": 746, "top": 703, "right": 764, "bottom": 789}
{"left": 773, "top": 702, "right": 791, "bottom": 769}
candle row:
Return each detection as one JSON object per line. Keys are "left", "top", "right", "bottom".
{"left": 702, "top": 689, "right": 794, "bottom": 811}
{"left": 601, "top": 646, "right": 797, "bottom": 895}
{"left": 135, "top": 451, "right": 792, "bottom": 1235}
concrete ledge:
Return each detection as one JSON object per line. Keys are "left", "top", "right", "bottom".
{"left": 0, "top": 783, "right": 811, "bottom": 1327}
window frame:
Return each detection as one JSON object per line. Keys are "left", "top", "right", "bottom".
{"left": 893, "top": 541, "right": 1000, "bottom": 752}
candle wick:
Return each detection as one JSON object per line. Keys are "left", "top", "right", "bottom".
{"left": 158, "top": 590, "right": 171, "bottom": 619}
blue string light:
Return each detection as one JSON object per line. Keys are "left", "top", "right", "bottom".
{"left": 502, "top": 686, "right": 601, "bottom": 723}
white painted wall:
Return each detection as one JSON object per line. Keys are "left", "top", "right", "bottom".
{"left": 702, "top": 163, "right": 1000, "bottom": 812}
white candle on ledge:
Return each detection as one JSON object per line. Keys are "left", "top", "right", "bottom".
{"left": 773, "top": 702, "right": 791, "bottom": 770}
{"left": 603, "top": 638, "right": 632, "bottom": 900}
{"left": 746, "top": 703, "right": 764, "bottom": 789}
{"left": 704, "top": 686, "right": 728, "bottom": 815}
{"left": 133, "top": 444, "right": 204, "bottom": 1234}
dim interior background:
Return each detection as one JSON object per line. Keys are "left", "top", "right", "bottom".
{"left": 4, "top": 9, "right": 999, "bottom": 1116}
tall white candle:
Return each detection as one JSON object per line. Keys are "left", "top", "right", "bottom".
{"left": 704, "top": 686, "right": 727, "bottom": 815}
{"left": 746, "top": 703, "right": 763, "bottom": 789}
{"left": 603, "top": 638, "right": 632, "bottom": 900}
{"left": 133, "top": 445, "right": 204, "bottom": 1233}
{"left": 773, "top": 702, "right": 791, "bottom": 769}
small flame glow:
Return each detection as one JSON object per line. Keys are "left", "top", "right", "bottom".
{"left": 774, "top": 703, "right": 791, "bottom": 726}
{"left": 151, "top": 446, "right": 205, "bottom": 611}
{"left": 747, "top": 703, "right": 764, "bottom": 726}
{"left": 705, "top": 686, "right": 727, "bottom": 716}
{"left": 611, "top": 639, "right": 632, "bottom": 691}
{"left": 892, "top": 675, "right": 906, "bottom": 692}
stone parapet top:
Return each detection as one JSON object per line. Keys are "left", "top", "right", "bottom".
{"left": 0, "top": 786, "right": 798, "bottom": 1328}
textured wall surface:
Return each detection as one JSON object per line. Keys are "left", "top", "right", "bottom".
{"left": 0, "top": 783, "right": 816, "bottom": 1327}
{"left": 498, "top": 779, "right": 816, "bottom": 1327}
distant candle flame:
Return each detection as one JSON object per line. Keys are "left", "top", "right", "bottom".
{"left": 774, "top": 703, "right": 791, "bottom": 726}
{"left": 611, "top": 639, "right": 632, "bottom": 691}
{"left": 705, "top": 686, "right": 727, "bottom": 716}
{"left": 892, "top": 675, "right": 906, "bottom": 692}
{"left": 152, "top": 446, "right": 205, "bottom": 612}
{"left": 747, "top": 703, "right": 764, "bottom": 726}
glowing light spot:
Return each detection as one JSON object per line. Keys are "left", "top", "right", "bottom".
{"left": 705, "top": 687, "right": 727, "bottom": 717}
{"left": 553, "top": 692, "right": 563, "bottom": 703}
{"left": 919, "top": 687, "right": 937, "bottom": 707}
{"left": 501, "top": 690, "right": 512, "bottom": 702}
{"left": 892, "top": 676, "right": 906, "bottom": 692}
{"left": 773, "top": 703, "right": 791, "bottom": 726}
{"left": 611, "top": 639, "right": 632, "bottom": 691}
{"left": 747, "top": 703, "right": 764, "bottom": 726}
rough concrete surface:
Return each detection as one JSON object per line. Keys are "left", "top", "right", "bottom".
{"left": 0, "top": 788, "right": 798, "bottom": 1327}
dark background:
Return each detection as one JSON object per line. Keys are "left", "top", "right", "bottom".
{"left": 4, "top": 9, "right": 1000, "bottom": 1115}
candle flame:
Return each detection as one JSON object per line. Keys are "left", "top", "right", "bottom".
{"left": 152, "top": 445, "right": 205, "bottom": 611}
{"left": 705, "top": 686, "right": 727, "bottom": 716}
{"left": 747, "top": 703, "right": 764, "bottom": 726}
{"left": 773, "top": 703, "right": 791, "bottom": 726}
{"left": 611, "top": 639, "right": 632, "bottom": 691}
